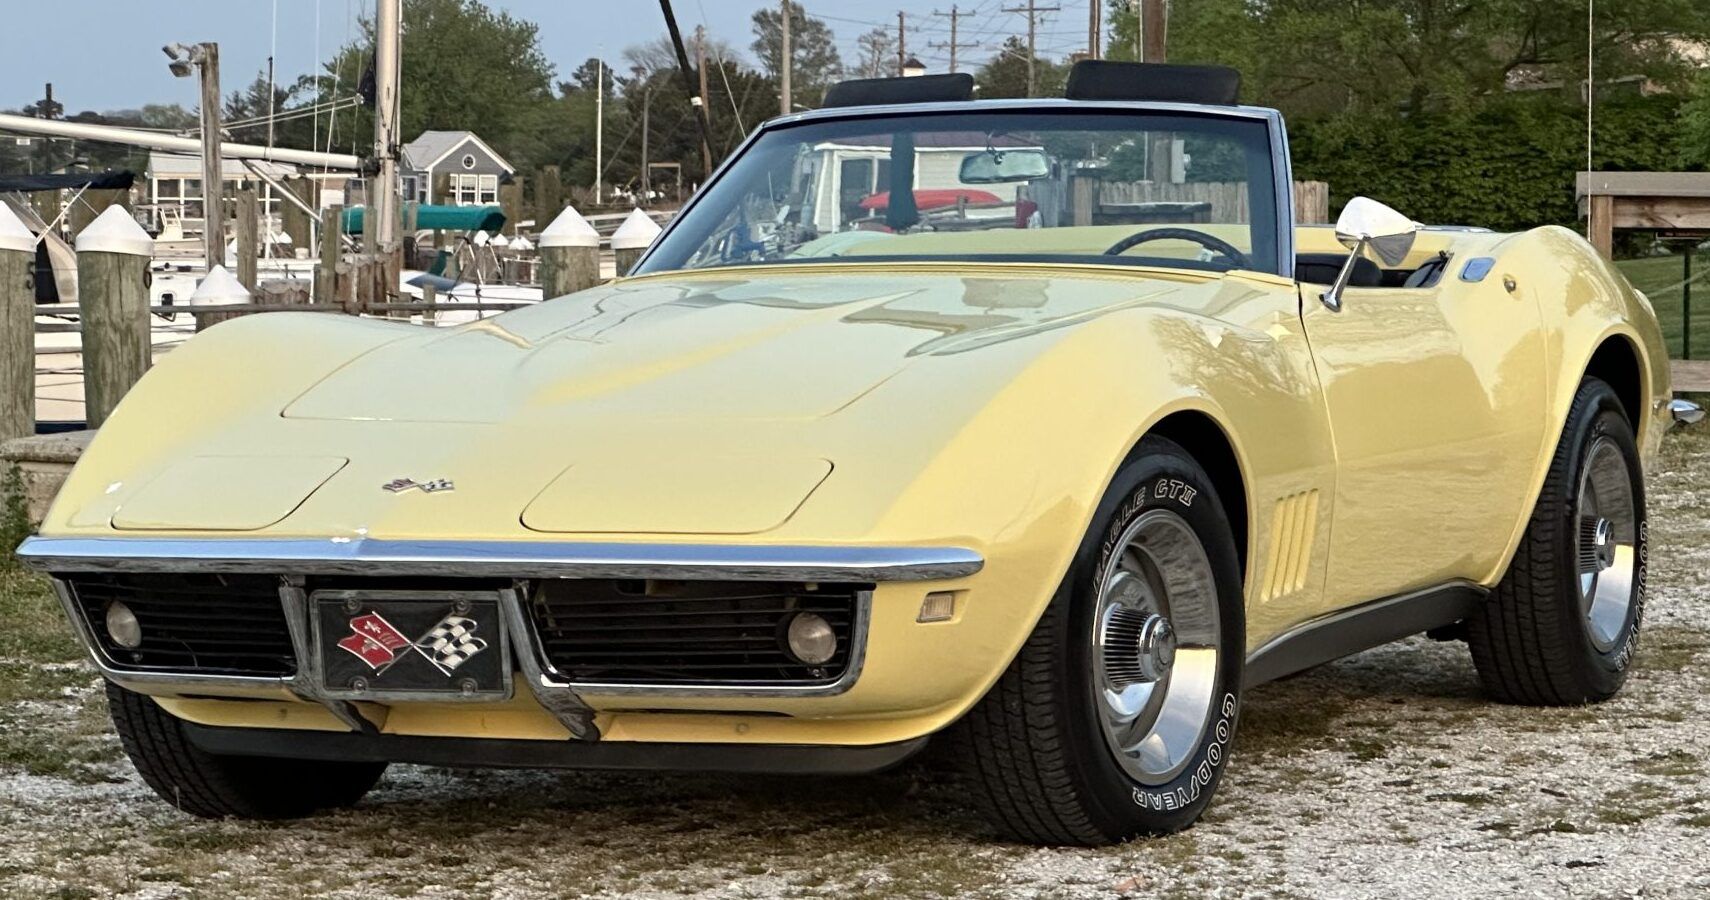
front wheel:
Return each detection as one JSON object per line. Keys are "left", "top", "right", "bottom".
{"left": 952, "top": 436, "right": 1245, "bottom": 845}
{"left": 107, "top": 683, "right": 388, "bottom": 819}
{"left": 1467, "top": 377, "right": 1647, "bottom": 705}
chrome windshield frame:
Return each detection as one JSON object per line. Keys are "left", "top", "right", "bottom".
{"left": 629, "top": 98, "right": 1298, "bottom": 282}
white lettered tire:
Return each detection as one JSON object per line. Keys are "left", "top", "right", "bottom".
{"left": 953, "top": 436, "right": 1245, "bottom": 844}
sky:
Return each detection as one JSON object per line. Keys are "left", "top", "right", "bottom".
{"left": 2, "top": 0, "right": 1098, "bottom": 115}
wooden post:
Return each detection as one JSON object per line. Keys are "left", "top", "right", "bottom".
{"left": 74, "top": 207, "right": 154, "bottom": 429}
{"left": 538, "top": 206, "right": 600, "bottom": 297}
{"left": 499, "top": 180, "right": 524, "bottom": 237}
{"left": 235, "top": 186, "right": 259, "bottom": 291}
{"left": 281, "top": 177, "right": 315, "bottom": 249}
{"left": 317, "top": 205, "right": 342, "bottom": 305}
{"left": 538, "top": 166, "right": 563, "bottom": 224}
{"left": 1070, "top": 175, "right": 1097, "bottom": 227}
{"left": 0, "top": 206, "right": 34, "bottom": 442}
{"left": 1589, "top": 194, "right": 1615, "bottom": 260}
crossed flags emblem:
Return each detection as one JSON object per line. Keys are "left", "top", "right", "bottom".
{"left": 337, "top": 612, "right": 489, "bottom": 676}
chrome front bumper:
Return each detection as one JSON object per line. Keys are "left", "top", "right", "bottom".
{"left": 22, "top": 536, "right": 983, "bottom": 743}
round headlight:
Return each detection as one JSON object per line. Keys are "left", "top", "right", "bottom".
{"left": 784, "top": 612, "right": 837, "bottom": 666}
{"left": 105, "top": 601, "right": 143, "bottom": 649}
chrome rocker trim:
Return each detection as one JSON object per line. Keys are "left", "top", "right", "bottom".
{"left": 16, "top": 536, "right": 984, "bottom": 582}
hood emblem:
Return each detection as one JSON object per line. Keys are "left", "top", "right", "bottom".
{"left": 383, "top": 477, "right": 455, "bottom": 494}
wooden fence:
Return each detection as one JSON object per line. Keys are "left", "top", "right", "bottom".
{"left": 1095, "top": 180, "right": 1331, "bottom": 224}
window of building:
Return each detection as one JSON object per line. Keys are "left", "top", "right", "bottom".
{"left": 448, "top": 173, "right": 498, "bottom": 206}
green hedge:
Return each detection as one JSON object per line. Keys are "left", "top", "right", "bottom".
{"left": 1288, "top": 94, "right": 1696, "bottom": 232}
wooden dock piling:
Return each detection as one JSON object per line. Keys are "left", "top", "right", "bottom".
{"left": 0, "top": 205, "right": 33, "bottom": 442}
{"left": 74, "top": 207, "right": 154, "bottom": 428}
{"left": 539, "top": 206, "right": 600, "bottom": 298}
{"left": 316, "top": 205, "right": 342, "bottom": 305}
{"left": 611, "top": 208, "right": 663, "bottom": 277}
{"left": 235, "top": 186, "right": 259, "bottom": 291}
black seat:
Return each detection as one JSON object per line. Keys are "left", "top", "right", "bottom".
{"left": 1295, "top": 253, "right": 1383, "bottom": 288}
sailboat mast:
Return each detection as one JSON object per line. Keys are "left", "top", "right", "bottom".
{"left": 595, "top": 56, "right": 604, "bottom": 205}
{"left": 373, "top": 0, "right": 402, "bottom": 285}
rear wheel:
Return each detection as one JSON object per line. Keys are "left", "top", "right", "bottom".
{"left": 953, "top": 436, "right": 1245, "bottom": 845}
{"left": 106, "top": 682, "right": 387, "bottom": 818}
{"left": 1468, "top": 377, "right": 1647, "bottom": 705}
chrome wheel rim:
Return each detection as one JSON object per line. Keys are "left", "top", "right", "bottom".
{"left": 1575, "top": 436, "right": 1638, "bottom": 653}
{"left": 1090, "top": 509, "right": 1221, "bottom": 785}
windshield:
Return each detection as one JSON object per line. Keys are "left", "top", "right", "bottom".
{"left": 636, "top": 108, "right": 1282, "bottom": 277}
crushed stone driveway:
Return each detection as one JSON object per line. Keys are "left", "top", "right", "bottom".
{"left": 3, "top": 429, "right": 1709, "bottom": 899}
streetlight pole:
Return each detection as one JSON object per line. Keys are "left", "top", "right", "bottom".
{"left": 166, "top": 42, "right": 225, "bottom": 274}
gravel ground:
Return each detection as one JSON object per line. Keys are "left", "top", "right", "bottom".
{"left": 2, "top": 426, "right": 1708, "bottom": 899}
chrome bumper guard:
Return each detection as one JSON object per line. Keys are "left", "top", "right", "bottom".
{"left": 1670, "top": 398, "right": 1705, "bottom": 428}
{"left": 24, "top": 537, "right": 981, "bottom": 743}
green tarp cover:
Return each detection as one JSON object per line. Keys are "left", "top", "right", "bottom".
{"left": 342, "top": 204, "right": 506, "bottom": 234}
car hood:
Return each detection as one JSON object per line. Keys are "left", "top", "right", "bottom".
{"left": 64, "top": 266, "right": 1254, "bottom": 539}
{"left": 282, "top": 268, "right": 1186, "bottom": 424}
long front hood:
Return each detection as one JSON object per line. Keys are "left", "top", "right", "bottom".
{"left": 283, "top": 268, "right": 1182, "bottom": 424}
{"left": 57, "top": 266, "right": 1228, "bottom": 540}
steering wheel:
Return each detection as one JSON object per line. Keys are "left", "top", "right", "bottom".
{"left": 1102, "top": 227, "right": 1249, "bottom": 269}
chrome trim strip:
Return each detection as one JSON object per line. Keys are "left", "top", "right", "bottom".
{"left": 17, "top": 537, "right": 984, "bottom": 582}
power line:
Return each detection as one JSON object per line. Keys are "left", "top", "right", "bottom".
{"left": 1001, "top": 0, "right": 1061, "bottom": 96}
{"left": 929, "top": 5, "right": 976, "bottom": 73}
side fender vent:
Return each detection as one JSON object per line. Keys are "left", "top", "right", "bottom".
{"left": 1259, "top": 490, "right": 1319, "bottom": 602}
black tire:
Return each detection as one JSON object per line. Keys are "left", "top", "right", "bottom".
{"left": 1467, "top": 377, "right": 1647, "bottom": 705}
{"left": 952, "top": 435, "right": 1245, "bottom": 845}
{"left": 106, "top": 682, "right": 387, "bottom": 818}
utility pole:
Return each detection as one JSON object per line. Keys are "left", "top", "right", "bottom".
{"left": 1141, "top": 0, "right": 1168, "bottom": 62}
{"left": 778, "top": 2, "right": 793, "bottom": 115}
{"left": 594, "top": 55, "right": 604, "bottom": 204}
{"left": 897, "top": 11, "right": 907, "bottom": 76}
{"left": 373, "top": 0, "right": 402, "bottom": 292}
{"left": 695, "top": 26, "right": 712, "bottom": 173}
{"left": 657, "top": 0, "right": 715, "bottom": 183}
{"left": 930, "top": 6, "right": 974, "bottom": 73}
{"left": 1003, "top": 0, "right": 1060, "bottom": 97}
{"left": 640, "top": 88, "right": 652, "bottom": 202}
{"left": 1087, "top": 0, "right": 1101, "bottom": 59}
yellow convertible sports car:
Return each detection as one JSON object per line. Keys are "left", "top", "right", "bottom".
{"left": 17, "top": 62, "right": 1697, "bottom": 845}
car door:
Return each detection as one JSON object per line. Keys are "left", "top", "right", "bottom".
{"left": 1299, "top": 263, "right": 1552, "bottom": 610}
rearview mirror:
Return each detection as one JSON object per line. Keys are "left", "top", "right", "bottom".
{"left": 959, "top": 149, "right": 1050, "bottom": 184}
{"left": 1320, "top": 197, "right": 1419, "bottom": 312}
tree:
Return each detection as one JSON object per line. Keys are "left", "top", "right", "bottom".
{"left": 854, "top": 28, "right": 894, "bottom": 79}
{"left": 315, "top": 0, "right": 558, "bottom": 167}
{"left": 1684, "top": 71, "right": 1710, "bottom": 168}
{"left": 223, "top": 70, "right": 312, "bottom": 148}
{"left": 751, "top": 2, "right": 843, "bottom": 108}
{"left": 1104, "top": 0, "right": 1710, "bottom": 118}
{"left": 975, "top": 36, "right": 1068, "bottom": 100}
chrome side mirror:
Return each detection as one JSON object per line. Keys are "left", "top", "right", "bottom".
{"left": 1320, "top": 197, "right": 1420, "bottom": 312}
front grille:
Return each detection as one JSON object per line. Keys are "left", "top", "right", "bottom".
{"left": 528, "top": 579, "right": 865, "bottom": 686}
{"left": 67, "top": 574, "right": 296, "bottom": 677}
